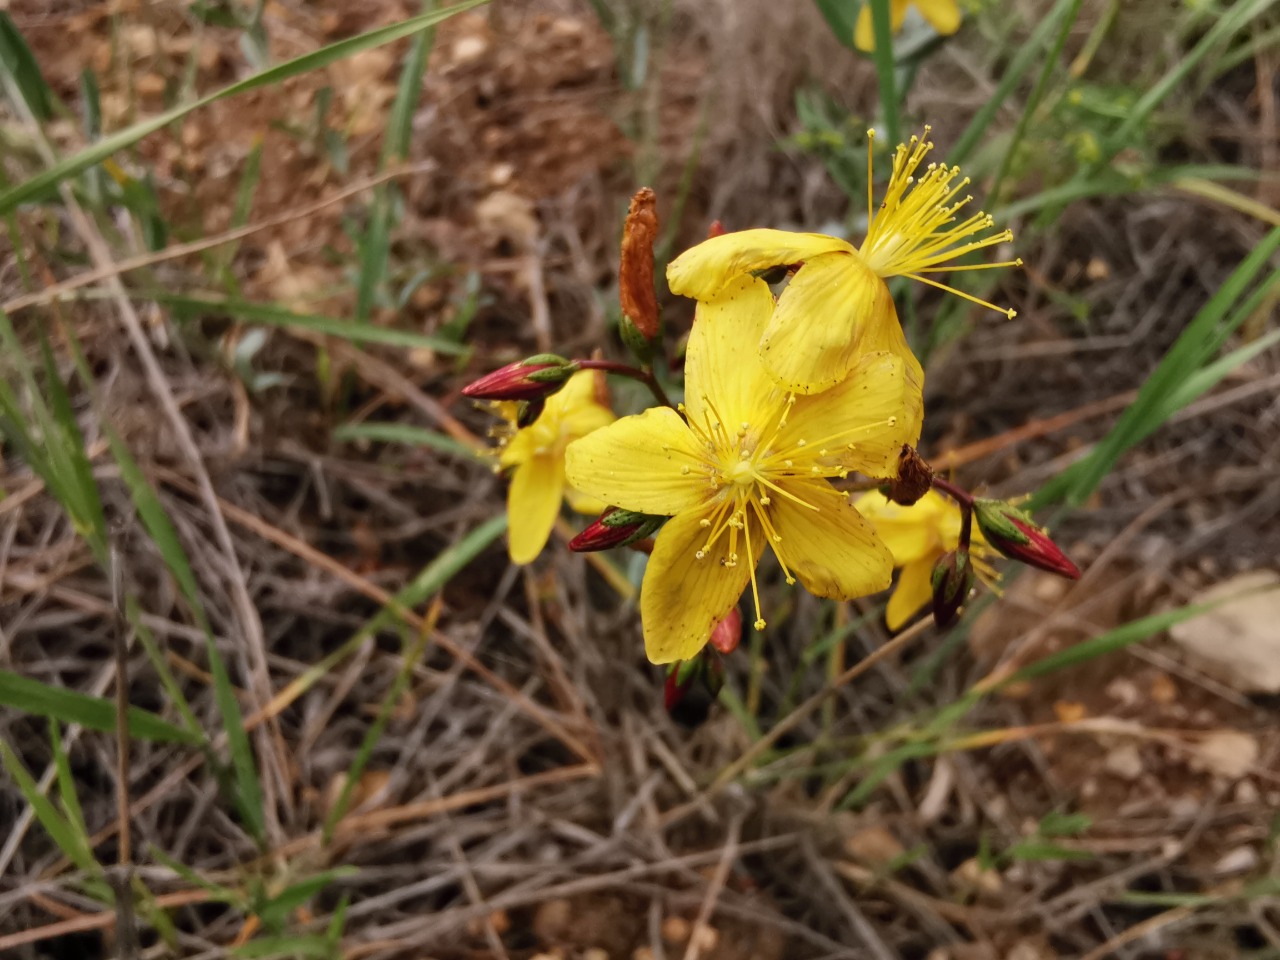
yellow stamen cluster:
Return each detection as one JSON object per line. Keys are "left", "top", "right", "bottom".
{"left": 859, "top": 126, "right": 1021, "bottom": 319}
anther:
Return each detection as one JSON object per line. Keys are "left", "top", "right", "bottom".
{"left": 754, "top": 618, "right": 766, "bottom": 630}
{"left": 700, "top": 518, "right": 711, "bottom": 528}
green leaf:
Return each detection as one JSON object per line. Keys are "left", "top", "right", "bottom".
{"left": 0, "top": 671, "right": 200, "bottom": 745}
{"left": 811, "top": 0, "right": 861, "bottom": 51}
{"left": 1038, "top": 810, "right": 1092, "bottom": 837}
{"left": 254, "top": 869, "right": 357, "bottom": 933}
{"left": 1006, "top": 839, "right": 1093, "bottom": 862}
{"left": 0, "top": 13, "right": 57, "bottom": 120}
{"left": 49, "top": 721, "right": 89, "bottom": 839}
{"left": 0, "top": 0, "right": 489, "bottom": 216}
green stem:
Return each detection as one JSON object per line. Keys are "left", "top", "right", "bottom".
{"left": 868, "top": 0, "right": 900, "bottom": 148}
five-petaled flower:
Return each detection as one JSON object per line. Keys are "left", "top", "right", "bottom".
{"left": 854, "top": 488, "right": 999, "bottom": 630}
{"left": 566, "top": 274, "right": 913, "bottom": 663}
{"left": 854, "top": 0, "right": 962, "bottom": 53}
{"left": 666, "top": 128, "right": 1019, "bottom": 433}
{"left": 495, "top": 371, "right": 615, "bottom": 565}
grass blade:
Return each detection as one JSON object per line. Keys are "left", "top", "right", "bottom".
{"left": 108, "top": 432, "right": 266, "bottom": 844}
{"left": 0, "top": 0, "right": 488, "bottom": 216}
{"left": 0, "top": 12, "right": 58, "bottom": 121}
{"left": 1032, "top": 226, "right": 1280, "bottom": 507}
{"left": 332, "top": 421, "right": 481, "bottom": 460}
{"left": 150, "top": 293, "right": 468, "bottom": 355}
{"left": 0, "top": 671, "right": 201, "bottom": 745}
{"left": 0, "top": 737, "right": 101, "bottom": 876}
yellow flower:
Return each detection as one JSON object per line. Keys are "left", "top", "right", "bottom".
{"left": 565, "top": 275, "right": 913, "bottom": 663}
{"left": 497, "top": 371, "right": 615, "bottom": 564}
{"left": 854, "top": 0, "right": 962, "bottom": 52}
{"left": 666, "top": 127, "right": 1019, "bottom": 414}
{"left": 854, "top": 488, "right": 998, "bottom": 630}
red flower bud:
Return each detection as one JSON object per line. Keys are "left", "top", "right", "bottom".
{"left": 708, "top": 608, "right": 742, "bottom": 655}
{"left": 972, "top": 499, "right": 1081, "bottom": 579}
{"left": 930, "top": 549, "right": 974, "bottom": 629}
{"left": 568, "top": 508, "right": 665, "bottom": 552}
{"left": 706, "top": 220, "right": 727, "bottom": 239}
{"left": 461, "top": 355, "right": 576, "bottom": 402}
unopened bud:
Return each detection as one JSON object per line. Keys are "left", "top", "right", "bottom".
{"left": 882, "top": 445, "right": 934, "bottom": 505}
{"left": 706, "top": 220, "right": 727, "bottom": 239}
{"left": 461, "top": 355, "right": 577, "bottom": 402}
{"left": 516, "top": 397, "right": 545, "bottom": 429}
{"left": 568, "top": 507, "right": 666, "bottom": 552}
{"left": 664, "top": 654, "right": 724, "bottom": 728}
{"left": 930, "top": 549, "right": 974, "bottom": 629}
{"left": 972, "top": 499, "right": 1082, "bottom": 579}
{"left": 619, "top": 188, "right": 660, "bottom": 341}
{"left": 708, "top": 608, "right": 742, "bottom": 655}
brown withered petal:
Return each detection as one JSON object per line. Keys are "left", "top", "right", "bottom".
{"left": 619, "top": 187, "right": 660, "bottom": 340}
{"left": 885, "top": 444, "right": 934, "bottom": 505}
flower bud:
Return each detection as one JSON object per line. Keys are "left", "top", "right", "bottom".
{"left": 972, "top": 499, "right": 1081, "bottom": 579}
{"left": 461, "top": 355, "right": 577, "bottom": 402}
{"left": 930, "top": 549, "right": 974, "bottom": 629}
{"left": 568, "top": 507, "right": 666, "bottom": 552}
{"left": 706, "top": 220, "right": 727, "bottom": 239}
{"left": 664, "top": 654, "right": 724, "bottom": 728}
{"left": 619, "top": 188, "right": 660, "bottom": 340}
{"left": 708, "top": 608, "right": 742, "bottom": 655}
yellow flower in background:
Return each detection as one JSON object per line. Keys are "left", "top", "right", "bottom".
{"left": 853, "top": 0, "right": 962, "bottom": 52}
{"left": 566, "top": 275, "right": 913, "bottom": 663}
{"left": 854, "top": 488, "right": 998, "bottom": 630}
{"left": 666, "top": 127, "right": 1018, "bottom": 422}
{"left": 497, "top": 371, "right": 614, "bottom": 564}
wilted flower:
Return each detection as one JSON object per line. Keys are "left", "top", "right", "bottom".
{"left": 566, "top": 274, "right": 911, "bottom": 663}
{"left": 972, "top": 499, "right": 1081, "bottom": 579}
{"left": 855, "top": 488, "right": 998, "bottom": 630}
{"left": 494, "top": 371, "right": 615, "bottom": 564}
{"left": 854, "top": 0, "right": 961, "bottom": 52}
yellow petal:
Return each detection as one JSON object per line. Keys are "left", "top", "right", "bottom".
{"left": 770, "top": 480, "right": 893, "bottom": 600}
{"left": 547, "top": 370, "right": 614, "bottom": 439}
{"left": 857, "top": 298, "right": 925, "bottom": 450}
{"left": 914, "top": 0, "right": 961, "bottom": 36}
{"left": 885, "top": 556, "right": 935, "bottom": 630}
{"left": 854, "top": 490, "right": 945, "bottom": 565}
{"left": 784, "top": 350, "right": 912, "bottom": 479}
{"left": 507, "top": 454, "right": 563, "bottom": 565}
{"left": 853, "top": 4, "right": 875, "bottom": 50}
{"left": 564, "top": 487, "right": 607, "bottom": 516}
{"left": 564, "top": 407, "right": 708, "bottom": 516}
{"left": 683, "top": 274, "right": 782, "bottom": 431}
{"left": 640, "top": 507, "right": 754, "bottom": 664}
{"left": 667, "top": 229, "right": 853, "bottom": 302}
{"left": 758, "top": 252, "right": 888, "bottom": 394}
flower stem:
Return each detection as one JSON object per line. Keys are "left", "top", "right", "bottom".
{"left": 932, "top": 475, "right": 974, "bottom": 552}
{"left": 576, "top": 359, "right": 675, "bottom": 410}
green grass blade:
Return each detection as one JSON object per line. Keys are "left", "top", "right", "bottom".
{"left": 356, "top": 15, "right": 433, "bottom": 320}
{"left": 1094, "top": 0, "right": 1275, "bottom": 170}
{"left": 1033, "top": 227, "right": 1280, "bottom": 507}
{"left": 332, "top": 421, "right": 481, "bottom": 460}
{"left": 108, "top": 431, "right": 266, "bottom": 844}
{"left": 0, "top": 0, "right": 488, "bottom": 216}
{"left": 254, "top": 868, "right": 357, "bottom": 932}
{"left": 0, "top": 737, "right": 100, "bottom": 876}
{"left": 0, "top": 12, "right": 58, "bottom": 121}
{"left": 867, "top": 0, "right": 900, "bottom": 147}
{"left": 949, "top": 0, "right": 1082, "bottom": 166}
{"left": 49, "top": 721, "right": 89, "bottom": 839}
{"left": 127, "top": 597, "right": 205, "bottom": 738}
{"left": 811, "top": 0, "right": 860, "bottom": 51}
{"left": 0, "top": 671, "right": 201, "bottom": 745}
{"left": 150, "top": 293, "right": 468, "bottom": 355}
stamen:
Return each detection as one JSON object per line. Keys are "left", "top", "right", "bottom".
{"left": 906, "top": 272, "right": 1017, "bottom": 318}
{"left": 740, "top": 508, "right": 765, "bottom": 633}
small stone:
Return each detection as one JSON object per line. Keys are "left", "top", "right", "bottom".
{"left": 1105, "top": 677, "right": 1139, "bottom": 706}
{"left": 1213, "top": 845, "right": 1258, "bottom": 875}
{"left": 1191, "top": 730, "right": 1258, "bottom": 779}
{"left": 1104, "top": 743, "right": 1143, "bottom": 780}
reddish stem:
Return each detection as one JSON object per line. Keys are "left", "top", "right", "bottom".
{"left": 576, "top": 359, "right": 675, "bottom": 410}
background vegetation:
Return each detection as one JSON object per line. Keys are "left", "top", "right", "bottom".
{"left": 1, "top": 0, "right": 1278, "bottom": 957}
